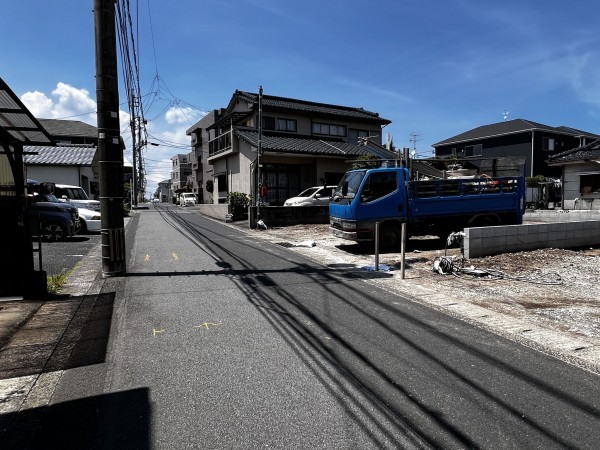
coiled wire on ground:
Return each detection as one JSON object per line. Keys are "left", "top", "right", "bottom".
{"left": 432, "top": 256, "right": 563, "bottom": 285}
{"left": 433, "top": 232, "right": 563, "bottom": 285}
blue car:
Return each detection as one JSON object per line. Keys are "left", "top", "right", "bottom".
{"left": 27, "top": 181, "right": 80, "bottom": 241}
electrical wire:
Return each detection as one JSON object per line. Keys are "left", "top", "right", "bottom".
{"left": 432, "top": 232, "right": 564, "bottom": 286}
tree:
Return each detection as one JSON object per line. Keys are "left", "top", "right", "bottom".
{"left": 351, "top": 154, "right": 380, "bottom": 170}
{"left": 227, "top": 192, "right": 251, "bottom": 220}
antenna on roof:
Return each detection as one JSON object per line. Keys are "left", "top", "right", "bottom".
{"left": 503, "top": 110, "right": 509, "bottom": 121}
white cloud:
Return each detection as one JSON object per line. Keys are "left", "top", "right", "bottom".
{"left": 18, "top": 81, "right": 201, "bottom": 199}
{"left": 145, "top": 158, "right": 173, "bottom": 186}
{"left": 20, "top": 91, "right": 54, "bottom": 118}
{"left": 165, "top": 106, "right": 200, "bottom": 125}
{"left": 20, "top": 82, "right": 97, "bottom": 125}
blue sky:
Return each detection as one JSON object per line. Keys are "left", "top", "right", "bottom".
{"left": 2, "top": 0, "right": 600, "bottom": 197}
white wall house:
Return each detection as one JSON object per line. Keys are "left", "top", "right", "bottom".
{"left": 548, "top": 139, "right": 600, "bottom": 210}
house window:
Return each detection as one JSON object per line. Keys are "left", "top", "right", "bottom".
{"left": 543, "top": 137, "right": 555, "bottom": 151}
{"left": 348, "top": 129, "right": 370, "bottom": 145}
{"left": 312, "top": 122, "right": 347, "bottom": 137}
{"left": 278, "top": 119, "right": 297, "bottom": 132}
{"left": 258, "top": 116, "right": 275, "bottom": 130}
{"left": 580, "top": 174, "right": 600, "bottom": 194}
{"left": 464, "top": 144, "right": 482, "bottom": 157}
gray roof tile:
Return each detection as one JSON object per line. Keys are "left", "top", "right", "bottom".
{"left": 234, "top": 91, "right": 391, "bottom": 124}
{"left": 23, "top": 145, "right": 96, "bottom": 165}
{"left": 234, "top": 129, "right": 398, "bottom": 160}
{"left": 37, "top": 118, "right": 98, "bottom": 138}
{"left": 547, "top": 139, "right": 600, "bottom": 164}
{"left": 434, "top": 119, "right": 599, "bottom": 146}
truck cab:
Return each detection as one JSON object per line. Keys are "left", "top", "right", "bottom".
{"left": 330, "top": 167, "right": 409, "bottom": 247}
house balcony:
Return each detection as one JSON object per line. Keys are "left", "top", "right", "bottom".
{"left": 208, "top": 129, "right": 235, "bottom": 158}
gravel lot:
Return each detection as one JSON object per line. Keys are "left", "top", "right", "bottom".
{"left": 242, "top": 222, "right": 600, "bottom": 375}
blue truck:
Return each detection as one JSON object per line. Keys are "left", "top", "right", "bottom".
{"left": 329, "top": 166, "right": 525, "bottom": 248}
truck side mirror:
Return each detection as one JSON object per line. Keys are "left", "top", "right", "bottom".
{"left": 342, "top": 183, "right": 348, "bottom": 196}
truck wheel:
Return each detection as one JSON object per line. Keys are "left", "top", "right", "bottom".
{"left": 378, "top": 224, "right": 400, "bottom": 251}
{"left": 42, "top": 223, "right": 67, "bottom": 242}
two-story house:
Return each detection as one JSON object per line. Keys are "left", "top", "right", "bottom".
{"left": 186, "top": 90, "right": 395, "bottom": 205}
{"left": 433, "top": 119, "right": 599, "bottom": 180}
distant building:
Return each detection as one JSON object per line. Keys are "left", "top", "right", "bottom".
{"left": 171, "top": 154, "right": 192, "bottom": 197}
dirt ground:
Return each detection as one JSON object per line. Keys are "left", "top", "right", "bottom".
{"left": 243, "top": 223, "right": 600, "bottom": 374}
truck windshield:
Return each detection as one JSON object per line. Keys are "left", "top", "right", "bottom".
{"left": 333, "top": 170, "right": 366, "bottom": 200}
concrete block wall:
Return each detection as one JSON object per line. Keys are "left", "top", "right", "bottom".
{"left": 196, "top": 204, "right": 230, "bottom": 221}
{"left": 525, "top": 210, "right": 600, "bottom": 223}
{"left": 465, "top": 220, "right": 600, "bottom": 258}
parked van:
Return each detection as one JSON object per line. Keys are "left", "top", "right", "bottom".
{"left": 46, "top": 183, "right": 101, "bottom": 212}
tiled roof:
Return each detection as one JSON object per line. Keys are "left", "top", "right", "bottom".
{"left": 434, "top": 119, "right": 599, "bottom": 146}
{"left": 37, "top": 118, "right": 98, "bottom": 138}
{"left": 234, "top": 129, "right": 397, "bottom": 159}
{"left": 23, "top": 145, "right": 96, "bottom": 165}
{"left": 234, "top": 91, "right": 391, "bottom": 124}
{"left": 547, "top": 139, "right": 600, "bottom": 165}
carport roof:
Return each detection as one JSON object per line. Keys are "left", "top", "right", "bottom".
{"left": 0, "top": 77, "right": 53, "bottom": 145}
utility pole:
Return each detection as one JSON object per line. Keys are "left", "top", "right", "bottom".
{"left": 130, "top": 95, "right": 138, "bottom": 207}
{"left": 94, "top": 0, "right": 126, "bottom": 276}
{"left": 409, "top": 132, "right": 420, "bottom": 157}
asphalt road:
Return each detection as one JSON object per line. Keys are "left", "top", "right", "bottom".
{"left": 36, "top": 232, "right": 101, "bottom": 277}
{"left": 21, "top": 205, "right": 600, "bottom": 449}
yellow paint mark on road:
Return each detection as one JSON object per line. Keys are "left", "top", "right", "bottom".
{"left": 172, "top": 252, "right": 179, "bottom": 260}
{"left": 145, "top": 254, "right": 150, "bottom": 261}
{"left": 152, "top": 328, "right": 165, "bottom": 337}
{"left": 194, "top": 322, "right": 222, "bottom": 330}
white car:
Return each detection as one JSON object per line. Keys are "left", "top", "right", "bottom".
{"left": 179, "top": 192, "right": 197, "bottom": 206}
{"left": 284, "top": 186, "right": 336, "bottom": 206}
{"left": 77, "top": 207, "right": 101, "bottom": 233}
{"left": 49, "top": 183, "right": 101, "bottom": 212}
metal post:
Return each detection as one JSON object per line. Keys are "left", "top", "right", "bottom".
{"left": 94, "top": 0, "right": 126, "bottom": 276}
{"left": 374, "top": 222, "right": 380, "bottom": 271}
{"left": 400, "top": 222, "right": 407, "bottom": 279}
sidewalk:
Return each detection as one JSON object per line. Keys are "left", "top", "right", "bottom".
{"left": 0, "top": 233, "right": 105, "bottom": 419}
